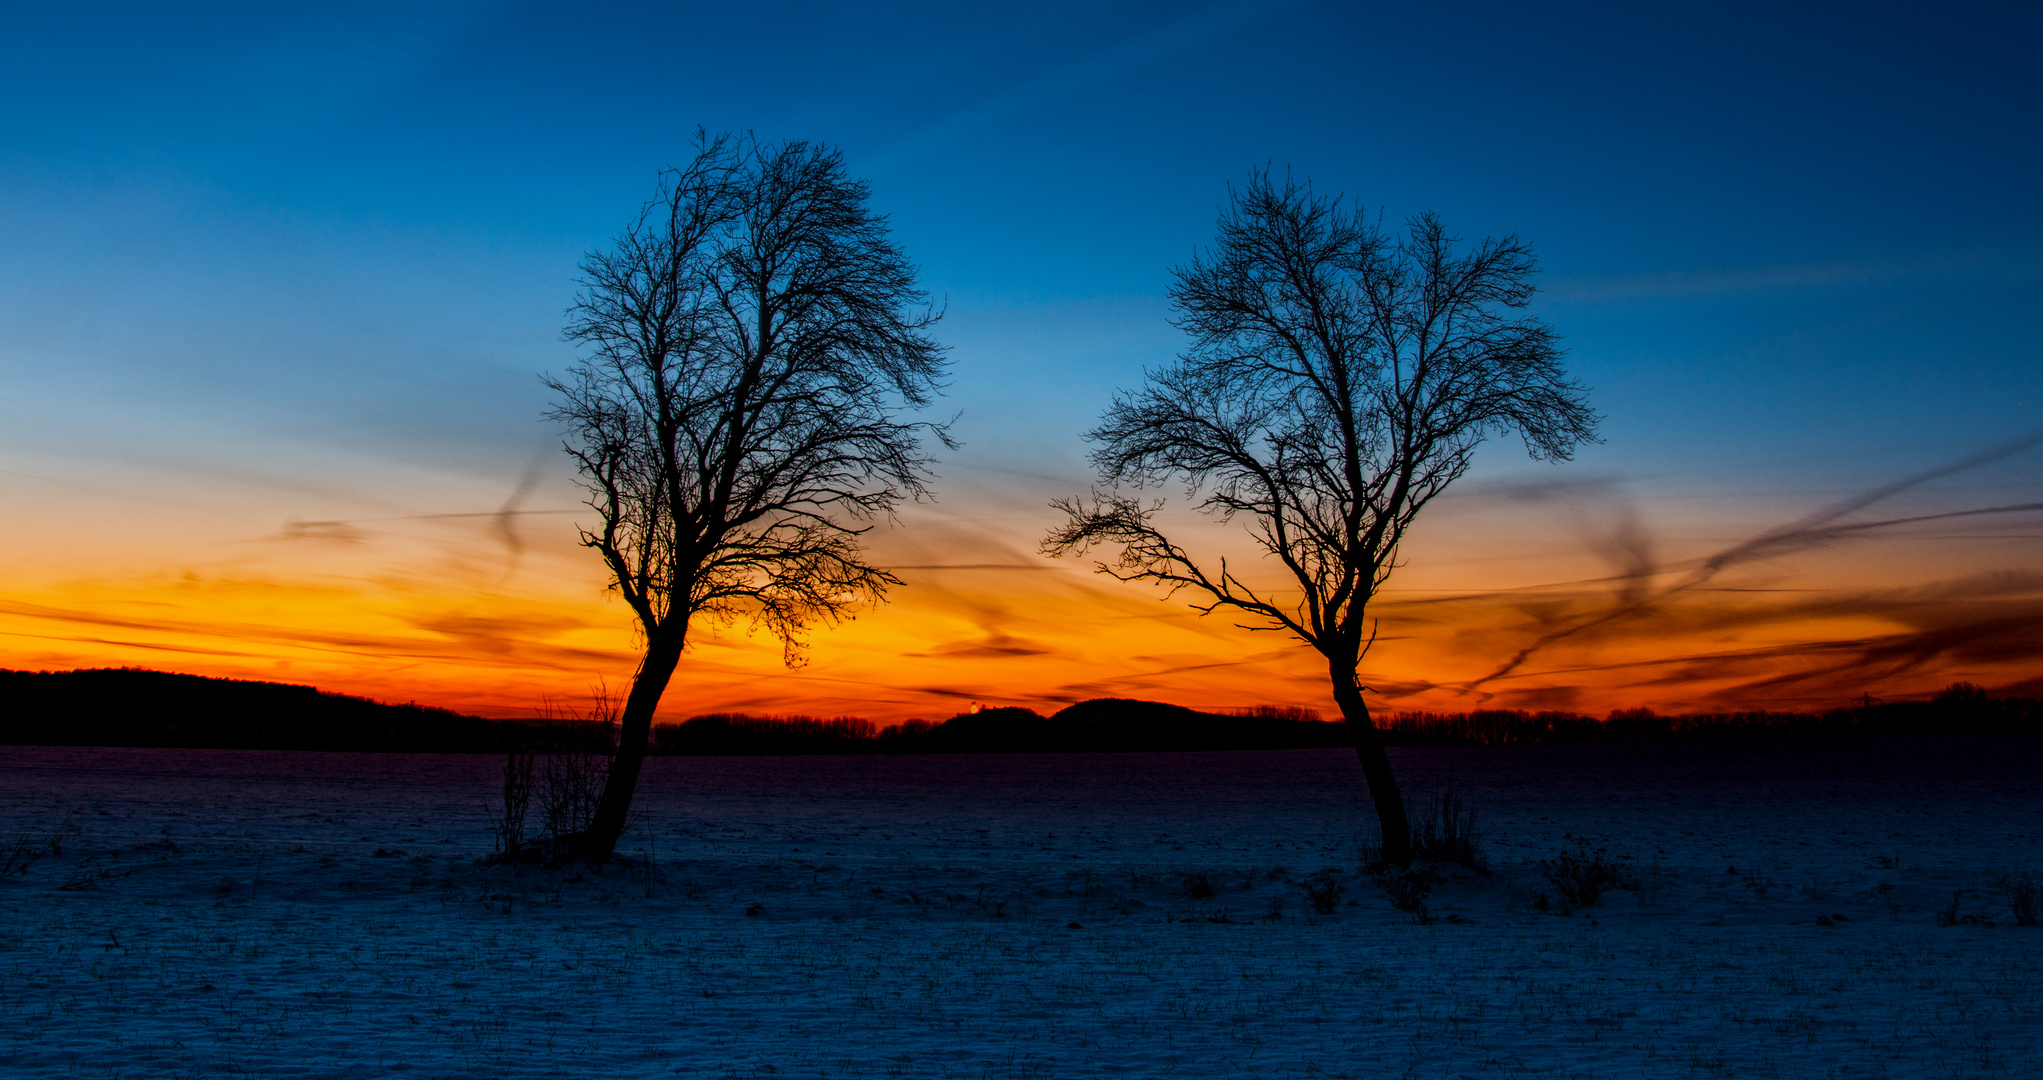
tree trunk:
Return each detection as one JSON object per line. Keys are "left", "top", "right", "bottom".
{"left": 578, "top": 625, "right": 687, "bottom": 862}
{"left": 1330, "top": 662, "right": 1412, "bottom": 866}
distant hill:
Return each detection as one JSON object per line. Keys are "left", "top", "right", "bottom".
{"left": 647, "top": 699, "right": 1353, "bottom": 755}
{"left": 0, "top": 668, "right": 553, "bottom": 753}
{"left": 901, "top": 699, "right": 1352, "bottom": 754}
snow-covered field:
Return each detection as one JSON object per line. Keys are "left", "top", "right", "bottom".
{"left": 1, "top": 736, "right": 2037, "bottom": 1078}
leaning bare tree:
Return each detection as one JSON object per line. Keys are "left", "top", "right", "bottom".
{"left": 1044, "top": 171, "right": 1596, "bottom": 864}
{"left": 548, "top": 132, "right": 948, "bottom": 862}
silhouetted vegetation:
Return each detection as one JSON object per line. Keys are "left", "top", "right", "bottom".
{"left": 2003, "top": 873, "right": 2039, "bottom": 927}
{"left": 2, "top": 822, "right": 74, "bottom": 877}
{"left": 1303, "top": 868, "right": 1347, "bottom": 915}
{"left": 5, "top": 669, "right": 2030, "bottom": 755}
{"left": 1410, "top": 780, "right": 1487, "bottom": 870}
{"left": 1375, "top": 868, "right": 1436, "bottom": 923}
{"left": 652, "top": 714, "right": 883, "bottom": 756}
{"left": 903, "top": 699, "right": 1353, "bottom": 754}
{"left": 1378, "top": 685, "right": 2040, "bottom": 744}
{"left": 0, "top": 668, "right": 591, "bottom": 753}
{"left": 489, "top": 750, "right": 533, "bottom": 855}
{"left": 638, "top": 684, "right": 2037, "bottom": 754}
{"left": 1540, "top": 842, "right": 1637, "bottom": 912}
{"left": 490, "top": 716, "right": 620, "bottom": 866}
{"left": 547, "top": 132, "right": 950, "bottom": 860}
{"left": 1044, "top": 170, "right": 1599, "bottom": 864}
{"left": 641, "top": 699, "right": 1353, "bottom": 756}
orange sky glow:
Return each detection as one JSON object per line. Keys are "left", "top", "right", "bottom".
{"left": 4, "top": 460, "right": 2036, "bottom": 725}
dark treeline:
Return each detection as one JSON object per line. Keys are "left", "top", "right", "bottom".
{"left": 654, "top": 685, "right": 2039, "bottom": 755}
{"left": 2, "top": 668, "right": 2035, "bottom": 755}
{"left": 0, "top": 671, "right": 1347, "bottom": 755}
{"left": 1378, "top": 684, "right": 2040, "bottom": 745}
{"left": 0, "top": 668, "right": 576, "bottom": 753}
{"left": 652, "top": 714, "right": 887, "bottom": 755}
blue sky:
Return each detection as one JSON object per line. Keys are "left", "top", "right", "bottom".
{"left": 1, "top": 1, "right": 2038, "bottom": 713}
{"left": 5, "top": 1, "right": 2037, "bottom": 475}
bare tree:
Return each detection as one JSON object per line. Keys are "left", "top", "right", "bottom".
{"left": 1044, "top": 171, "right": 1596, "bottom": 864}
{"left": 549, "top": 132, "right": 948, "bottom": 861}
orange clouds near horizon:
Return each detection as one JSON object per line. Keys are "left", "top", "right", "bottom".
{"left": 1, "top": 455, "right": 2037, "bottom": 725}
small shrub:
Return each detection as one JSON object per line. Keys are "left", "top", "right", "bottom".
{"left": 1, "top": 823, "right": 76, "bottom": 878}
{"left": 1744, "top": 873, "right": 1776, "bottom": 900}
{"left": 1543, "top": 843, "right": 1635, "bottom": 911}
{"left": 58, "top": 858, "right": 136, "bottom": 892}
{"left": 486, "top": 750, "right": 533, "bottom": 857}
{"left": 1411, "top": 782, "right": 1487, "bottom": 871}
{"left": 538, "top": 728, "right": 613, "bottom": 842}
{"left": 529, "top": 691, "right": 620, "bottom": 859}
{"left": 483, "top": 693, "right": 620, "bottom": 863}
{"left": 1937, "top": 891, "right": 1990, "bottom": 927}
{"left": 2, "top": 832, "right": 49, "bottom": 877}
{"left": 2001, "top": 873, "right": 2038, "bottom": 927}
{"left": 1380, "top": 870, "right": 1437, "bottom": 923}
{"left": 1180, "top": 871, "right": 1216, "bottom": 900}
{"left": 1303, "top": 868, "right": 1345, "bottom": 914}
{"left": 1631, "top": 853, "right": 1665, "bottom": 907}
{"left": 971, "top": 888, "right": 1007, "bottom": 918}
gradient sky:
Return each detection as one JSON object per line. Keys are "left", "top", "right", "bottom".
{"left": 2, "top": 1, "right": 2039, "bottom": 723}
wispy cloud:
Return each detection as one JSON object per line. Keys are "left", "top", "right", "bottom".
{"left": 861, "top": 0, "right": 1304, "bottom": 175}
{"left": 278, "top": 519, "right": 368, "bottom": 543}
{"left": 1465, "top": 429, "right": 2043, "bottom": 689}
{"left": 908, "top": 633, "right": 1052, "bottom": 659}
{"left": 1380, "top": 563, "right": 2043, "bottom": 712}
{"left": 0, "top": 593, "right": 628, "bottom": 675}
{"left": 1547, "top": 247, "right": 2043, "bottom": 303}
{"left": 239, "top": 2, "right": 495, "bottom": 108}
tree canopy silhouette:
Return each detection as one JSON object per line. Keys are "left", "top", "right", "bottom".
{"left": 549, "top": 132, "right": 948, "bottom": 861}
{"left": 1045, "top": 171, "right": 1597, "bottom": 864}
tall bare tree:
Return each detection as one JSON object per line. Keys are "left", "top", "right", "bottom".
{"left": 549, "top": 133, "right": 948, "bottom": 861}
{"left": 1044, "top": 172, "right": 1597, "bottom": 864}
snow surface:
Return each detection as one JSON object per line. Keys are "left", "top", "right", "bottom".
{"left": 1, "top": 737, "right": 2038, "bottom": 1078}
